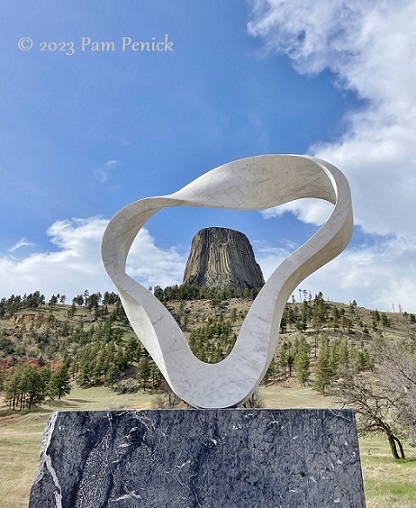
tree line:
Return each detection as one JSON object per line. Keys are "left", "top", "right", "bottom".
{"left": 1, "top": 285, "right": 416, "bottom": 460}
{"left": 5, "top": 363, "right": 70, "bottom": 410}
{"left": 0, "top": 290, "right": 120, "bottom": 319}
{"left": 153, "top": 283, "right": 260, "bottom": 303}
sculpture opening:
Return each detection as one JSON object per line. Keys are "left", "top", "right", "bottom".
{"left": 102, "top": 155, "right": 353, "bottom": 408}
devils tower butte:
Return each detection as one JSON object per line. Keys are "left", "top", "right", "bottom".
{"left": 182, "top": 227, "right": 264, "bottom": 291}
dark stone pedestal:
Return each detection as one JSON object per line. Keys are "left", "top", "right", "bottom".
{"left": 29, "top": 409, "right": 366, "bottom": 507}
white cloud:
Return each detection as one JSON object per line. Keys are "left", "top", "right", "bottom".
{"left": 303, "top": 235, "right": 416, "bottom": 312}
{"left": 255, "top": 235, "right": 416, "bottom": 312}
{"left": 1, "top": 216, "right": 415, "bottom": 312}
{"left": 0, "top": 217, "right": 186, "bottom": 301}
{"left": 248, "top": 0, "right": 416, "bottom": 237}
{"left": 248, "top": 0, "right": 370, "bottom": 76}
{"left": 248, "top": 0, "right": 416, "bottom": 312}
{"left": 261, "top": 198, "right": 333, "bottom": 226}
{"left": 127, "top": 230, "right": 186, "bottom": 289}
{"left": 8, "top": 238, "right": 35, "bottom": 253}
{"left": 255, "top": 243, "right": 291, "bottom": 280}
{"left": 94, "top": 159, "right": 123, "bottom": 184}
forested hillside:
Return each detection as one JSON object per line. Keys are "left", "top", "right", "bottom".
{"left": 1, "top": 286, "right": 415, "bottom": 459}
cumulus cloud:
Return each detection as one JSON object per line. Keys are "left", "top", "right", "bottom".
{"left": 0, "top": 217, "right": 186, "bottom": 300}
{"left": 248, "top": 0, "right": 416, "bottom": 311}
{"left": 127, "top": 230, "right": 187, "bottom": 289}
{"left": 1, "top": 215, "right": 414, "bottom": 312}
{"left": 300, "top": 235, "right": 416, "bottom": 312}
{"left": 248, "top": 0, "right": 416, "bottom": 236}
{"left": 261, "top": 198, "right": 333, "bottom": 226}
{"left": 255, "top": 243, "right": 291, "bottom": 279}
{"left": 248, "top": 0, "right": 370, "bottom": 76}
{"left": 254, "top": 234, "right": 416, "bottom": 312}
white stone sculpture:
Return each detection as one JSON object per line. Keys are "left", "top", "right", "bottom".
{"left": 102, "top": 155, "right": 353, "bottom": 408}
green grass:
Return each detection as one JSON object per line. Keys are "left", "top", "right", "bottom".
{"left": 260, "top": 380, "right": 339, "bottom": 409}
{"left": 0, "top": 412, "right": 47, "bottom": 507}
{"left": 44, "top": 385, "right": 157, "bottom": 410}
{"left": 0, "top": 387, "right": 155, "bottom": 507}
{"left": 262, "top": 383, "right": 416, "bottom": 507}
{"left": 1, "top": 385, "right": 416, "bottom": 507}
{"left": 359, "top": 436, "right": 416, "bottom": 507}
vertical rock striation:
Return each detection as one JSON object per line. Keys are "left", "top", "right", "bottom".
{"left": 182, "top": 227, "right": 264, "bottom": 290}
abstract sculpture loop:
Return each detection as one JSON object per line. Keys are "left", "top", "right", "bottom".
{"left": 102, "top": 155, "right": 353, "bottom": 408}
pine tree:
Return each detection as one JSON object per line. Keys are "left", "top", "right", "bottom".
{"left": 79, "top": 349, "right": 93, "bottom": 387}
{"left": 6, "top": 365, "right": 49, "bottom": 410}
{"left": 104, "top": 364, "right": 120, "bottom": 387}
{"left": 49, "top": 365, "right": 71, "bottom": 399}
{"left": 279, "top": 341, "right": 294, "bottom": 377}
{"left": 126, "top": 336, "right": 141, "bottom": 363}
{"left": 313, "top": 337, "right": 334, "bottom": 394}
{"left": 331, "top": 306, "right": 340, "bottom": 331}
{"left": 138, "top": 356, "right": 151, "bottom": 391}
{"left": 295, "top": 351, "right": 310, "bottom": 386}
{"left": 338, "top": 338, "right": 350, "bottom": 369}
{"left": 312, "top": 293, "right": 327, "bottom": 333}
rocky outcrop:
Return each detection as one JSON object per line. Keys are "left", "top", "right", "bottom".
{"left": 183, "top": 227, "right": 264, "bottom": 290}
{"left": 13, "top": 313, "right": 56, "bottom": 327}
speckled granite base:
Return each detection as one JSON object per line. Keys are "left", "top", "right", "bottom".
{"left": 29, "top": 409, "right": 366, "bottom": 508}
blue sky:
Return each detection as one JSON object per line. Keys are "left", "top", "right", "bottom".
{"left": 1, "top": 0, "right": 416, "bottom": 312}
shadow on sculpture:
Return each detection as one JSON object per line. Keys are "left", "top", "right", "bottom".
{"left": 101, "top": 155, "right": 353, "bottom": 408}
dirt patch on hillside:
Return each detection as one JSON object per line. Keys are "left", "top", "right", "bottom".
{"left": 0, "top": 414, "right": 17, "bottom": 426}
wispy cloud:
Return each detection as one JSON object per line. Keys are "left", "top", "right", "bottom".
{"left": 248, "top": 0, "right": 416, "bottom": 237}
{"left": 248, "top": 0, "right": 416, "bottom": 311}
{"left": 94, "top": 160, "right": 123, "bottom": 184}
{"left": 8, "top": 238, "right": 35, "bottom": 253}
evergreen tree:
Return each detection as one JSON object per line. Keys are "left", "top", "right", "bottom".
{"left": 126, "top": 336, "right": 141, "bottom": 363}
{"left": 313, "top": 337, "right": 334, "bottom": 394}
{"left": 295, "top": 350, "right": 310, "bottom": 386}
{"left": 380, "top": 312, "right": 391, "bottom": 327}
{"left": 49, "top": 365, "right": 71, "bottom": 399}
{"left": 351, "top": 340, "right": 372, "bottom": 372}
{"left": 6, "top": 371, "right": 20, "bottom": 410}
{"left": 68, "top": 302, "right": 76, "bottom": 318}
{"left": 6, "top": 364, "right": 49, "bottom": 410}
{"left": 138, "top": 356, "right": 151, "bottom": 391}
{"left": 264, "top": 357, "right": 277, "bottom": 384}
{"left": 280, "top": 311, "right": 287, "bottom": 333}
{"left": 295, "top": 301, "right": 309, "bottom": 331}
{"left": 331, "top": 306, "right": 340, "bottom": 331}
{"left": 279, "top": 341, "right": 294, "bottom": 377}
{"left": 79, "top": 349, "right": 94, "bottom": 387}
{"left": 338, "top": 338, "right": 350, "bottom": 369}
{"left": 104, "top": 364, "right": 120, "bottom": 387}
{"left": 312, "top": 293, "right": 327, "bottom": 333}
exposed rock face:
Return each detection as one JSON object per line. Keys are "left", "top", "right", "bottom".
{"left": 183, "top": 227, "right": 264, "bottom": 290}
{"left": 13, "top": 313, "right": 56, "bottom": 326}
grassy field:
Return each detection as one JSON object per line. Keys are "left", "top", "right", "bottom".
{"left": 1, "top": 384, "right": 415, "bottom": 507}
{"left": 0, "top": 387, "right": 155, "bottom": 508}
